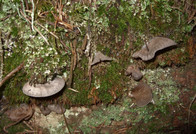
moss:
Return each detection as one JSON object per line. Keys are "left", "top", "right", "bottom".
{"left": 3, "top": 43, "right": 29, "bottom": 104}
{"left": 64, "top": 56, "right": 91, "bottom": 106}
{"left": 92, "top": 62, "right": 125, "bottom": 104}
{"left": 3, "top": 72, "right": 30, "bottom": 104}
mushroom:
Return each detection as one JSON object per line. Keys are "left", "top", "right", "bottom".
{"left": 132, "top": 37, "right": 177, "bottom": 61}
{"left": 125, "top": 65, "right": 143, "bottom": 81}
{"left": 39, "top": 105, "right": 51, "bottom": 116}
{"left": 22, "top": 76, "right": 65, "bottom": 97}
{"left": 47, "top": 104, "right": 66, "bottom": 114}
{"left": 91, "top": 51, "right": 112, "bottom": 66}
{"left": 129, "top": 82, "right": 153, "bottom": 107}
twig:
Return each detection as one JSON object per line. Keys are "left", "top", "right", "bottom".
{"left": 0, "top": 13, "right": 17, "bottom": 21}
{"left": 171, "top": 6, "right": 183, "bottom": 12}
{"left": 20, "top": 10, "right": 50, "bottom": 46}
{"left": 0, "top": 62, "right": 24, "bottom": 87}
{"left": 22, "top": 10, "right": 59, "bottom": 39}
{"left": 23, "top": 121, "right": 34, "bottom": 130}
{"left": 72, "top": 39, "right": 77, "bottom": 71}
{"left": 35, "top": 21, "right": 59, "bottom": 39}
{"left": 68, "top": 88, "right": 79, "bottom": 93}
{"left": 60, "top": 40, "right": 70, "bottom": 52}
{"left": 61, "top": 106, "right": 72, "bottom": 134}
{"left": 21, "top": 0, "right": 27, "bottom": 19}
{"left": 0, "top": 31, "right": 3, "bottom": 81}
{"left": 188, "top": 93, "right": 196, "bottom": 130}
{"left": 30, "top": 0, "right": 35, "bottom": 31}
{"left": 67, "top": 39, "right": 77, "bottom": 88}
{"left": 88, "top": 56, "right": 93, "bottom": 90}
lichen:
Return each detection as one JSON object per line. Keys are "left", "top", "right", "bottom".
{"left": 76, "top": 68, "right": 180, "bottom": 133}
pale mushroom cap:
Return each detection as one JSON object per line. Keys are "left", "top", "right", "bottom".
{"left": 91, "top": 51, "right": 112, "bottom": 66}
{"left": 132, "top": 37, "right": 177, "bottom": 61}
{"left": 22, "top": 77, "right": 65, "bottom": 97}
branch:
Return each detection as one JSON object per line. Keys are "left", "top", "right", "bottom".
{"left": 0, "top": 31, "right": 3, "bottom": 81}
{"left": 0, "top": 62, "right": 24, "bottom": 87}
{"left": 0, "top": 13, "right": 17, "bottom": 21}
{"left": 188, "top": 93, "right": 196, "bottom": 130}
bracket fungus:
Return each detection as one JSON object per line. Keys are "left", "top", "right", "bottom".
{"left": 91, "top": 51, "right": 112, "bottom": 66}
{"left": 125, "top": 65, "right": 143, "bottom": 81}
{"left": 129, "top": 82, "right": 153, "bottom": 107}
{"left": 132, "top": 37, "right": 177, "bottom": 61}
{"left": 22, "top": 77, "right": 65, "bottom": 97}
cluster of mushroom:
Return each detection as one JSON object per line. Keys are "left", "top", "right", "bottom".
{"left": 125, "top": 65, "right": 153, "bottom": 107}
{"left": 126, "top": 37, "right": 177, "bottom": 107}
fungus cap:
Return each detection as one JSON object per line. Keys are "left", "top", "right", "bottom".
{"left": 130, "top": 82, "right": 152, "bottom": 107}
{"left": 22, "top": 77, "right": 65, "bottom": 97}
{"left": 132, "top": 37, "right": 177, "bottom": 61}
{"left": 125, "top": 65, "right": 143, "bottom": 81}
{"left": 91, "top": 51, "right": 112, "bottom": 66}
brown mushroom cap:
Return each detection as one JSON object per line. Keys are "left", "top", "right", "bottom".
{"left": 22, "top": 77, "right": 65, "bottom": 97}
{"left": 132, "top": 37, "right": 177, "bottom": 61}
{"left": 130, "top": 82, "right": 152, "bottom": 107}
{"left": 125, "top": 65, "right": 143, "bottom": 81}
{"left": 39, "top": 105, "right": 51, "bottom": 116}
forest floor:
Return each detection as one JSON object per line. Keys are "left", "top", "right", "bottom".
{"left": 0, "top": 56, "right": 196, "bottom": 134}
